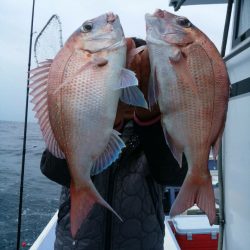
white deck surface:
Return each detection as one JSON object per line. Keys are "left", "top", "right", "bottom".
{"left": 29, "top": 212, "right": 57, "bottom": 250}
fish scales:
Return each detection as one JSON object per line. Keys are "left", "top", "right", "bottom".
{"left": 159, "top": 47, "right": 215, "bottom": 152}
{"left": 49, "top": 51, "right": 121, "bottom": 167}
{"left": 145, "top": 9, "right": 229, "bottom": 224}
{"left": 29, "top": 13, "right": 148, "bottom": 237}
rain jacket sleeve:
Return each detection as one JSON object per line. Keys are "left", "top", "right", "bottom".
{"left": 40, "top": 119, "right": 187, "bottom": 188}
{"left": 134, "top": 120, "right": 188, "bottom": 186}
{"left": 40, "top": 149, "right": 70, "bottom": 187}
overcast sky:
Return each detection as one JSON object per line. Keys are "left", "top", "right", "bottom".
{"left": 0, "top": 0, "right": 228, "bottom": 122}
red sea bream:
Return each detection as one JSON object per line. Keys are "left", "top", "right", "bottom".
{"left": 145, "top": 9, "right": 229, "bottom": 224}
{"left": 29, "top": 12, "right": 147, "bottom": 237}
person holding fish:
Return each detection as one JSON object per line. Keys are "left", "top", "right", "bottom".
{"left": 33, "top": 9, "right": 229, "bottom": 250}
{"left": 33, "top": 12, "right": 186, "bottom": 250}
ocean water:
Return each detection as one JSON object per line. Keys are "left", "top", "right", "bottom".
{"left": 0, "top": 120, "right": 61, "bottom": 249}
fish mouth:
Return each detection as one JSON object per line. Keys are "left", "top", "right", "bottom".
{"left": 84, "top": 38, "right": 126, "bottom": 53}
{"left": 106, "top": 12, "right": 118, "bottom": 24}
{"left": 146, "top": 9, "right": 175, "bottom": 21}
{"left": 145, "top": 13, "right": 157, "bottom": 31}
{"left": 153, "top": 9, "right": 165, "bottom": 18}
{"left": 105, "top": 12, "right": 124, "bottom": 36}
{"left": 82, "top": 12, "right": 125, "bottom": 53}
{"left": 153, "top": 9, "right": 176, "bottom": 20}
{"left": 103, "top": 38, "right": 126, "bottom": 51}
{"left": 162, "top": 31, "right": 185, "bottom": 36}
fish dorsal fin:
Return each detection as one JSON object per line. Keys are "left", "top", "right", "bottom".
{"left": 91, "top": 130, "right": 125, "bottom": 175}
{"left": 162, "top": 126, "right": 183, "bottom": 167}
{"left": 148, "top": 67, "right": 159, "bottom": 108}
{"left": 114, "top": 68, "right": 148, "bottom": 109}
{"left": 29, "top": 60, "right": 65, "bottom": 159}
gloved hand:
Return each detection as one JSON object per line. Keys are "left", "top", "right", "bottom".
{"left": 128, "top": 42, "right": 160, "bottom": 124}
{"left": 114, "top": 38, "right": 161, "bottom": 129}
{"left": 114, "top": 38, "right": 137, "bottom": 129}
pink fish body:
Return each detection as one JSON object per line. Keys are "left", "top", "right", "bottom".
{"left": 30, "top": 13, "right": 147, "bottom": 237}
{"left": 145, "top": 9, "right": 229, "bottom": 224}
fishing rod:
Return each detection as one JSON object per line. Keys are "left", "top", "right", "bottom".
{"left": 218, "top": 1, "right": 233, "bottom": 250}
{"left": 16, "top": 0, "right": 36, "bottom": 249}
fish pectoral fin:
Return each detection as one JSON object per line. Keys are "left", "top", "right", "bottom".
{"left": 148, "top": 67, "right": 159, "bottom": 108}
{"left": 120, "top": 86, "right": 148, "bottom": 109}
{"left": 91, "top": 130, "right": 126, "bottom": 176}
{"left": 169, "top": 173, "right": 216, "bottom": 226}
{"left": 114, "top": 68, "right": 138, "bottom": 90}
{"left": 163, "top": 128, "right": 183, "bottom": 167}
{"left": 29, "top": 60, "right": 65, "bottom": 159}
{"left": 116, "top": 68, "right": 148, "bottom": 108}
{"left": 70, "top": 180, "right": 122, "bottom": 238}
{"left": 114, "top": 68, "right": 148, "bottom": 109}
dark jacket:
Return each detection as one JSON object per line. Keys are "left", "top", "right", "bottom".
{"left": 40, "top": 121, "right": 187, "bottom": 250}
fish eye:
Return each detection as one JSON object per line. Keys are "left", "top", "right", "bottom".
{"left": 81, "top": 22, "right": 93, "bottom": 33}
{"left": 176, "top": 17, "right": 191, "bottom": 28}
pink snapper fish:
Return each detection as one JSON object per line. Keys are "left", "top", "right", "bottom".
{"left": 29, "top": 12, "right": 147, "bottom": 237}
{"left": 145, "top": 9, "right": 229, "bottom": 224}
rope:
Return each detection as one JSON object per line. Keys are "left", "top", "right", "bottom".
{"left": 16, "top": 0, "right": 36, "bottom": 249}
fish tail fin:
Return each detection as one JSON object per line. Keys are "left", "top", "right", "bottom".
{"left": 169, "top": 173, "right": 216, "bottom": 225}
{"left": 70, "top": 181, "right": 122, "bottom": 238}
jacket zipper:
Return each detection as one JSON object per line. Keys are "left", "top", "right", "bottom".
{"left": 104, "top": 134, "right": 141, "bottom": 250}
{"left": 104, "top": 164, "right": 117, "bottom": 250}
